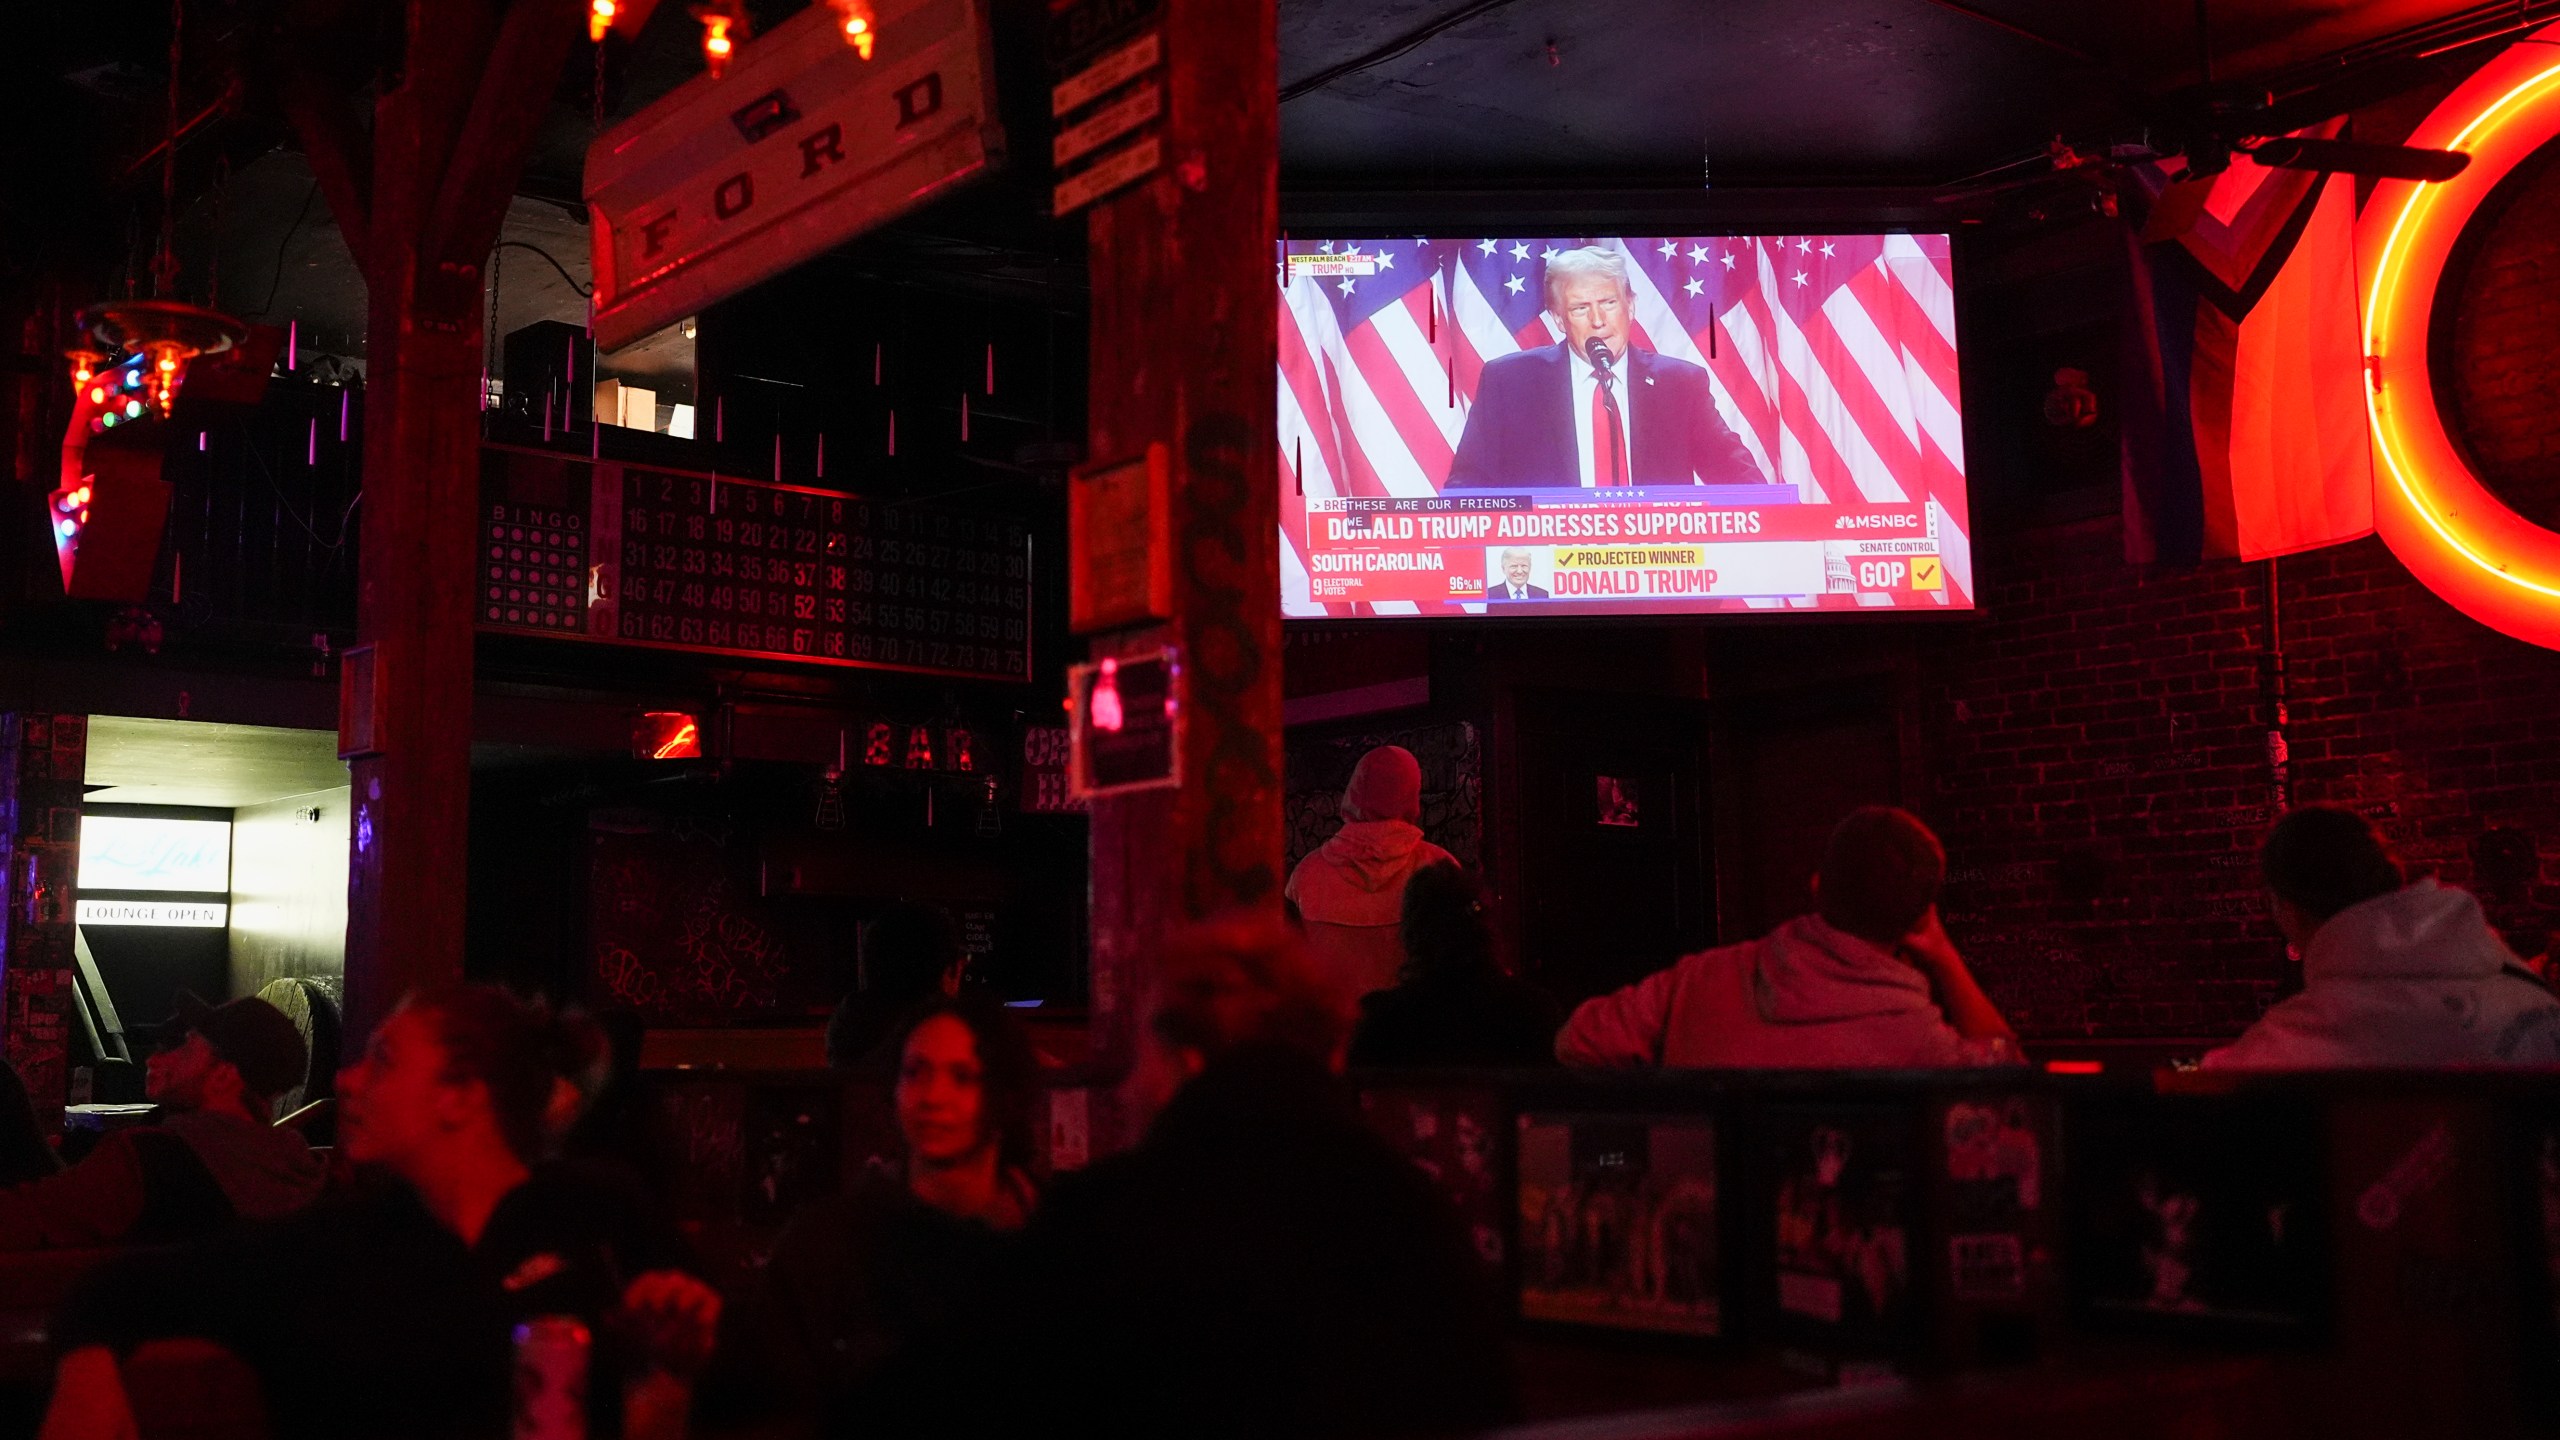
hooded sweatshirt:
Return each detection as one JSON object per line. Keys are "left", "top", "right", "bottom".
{"left": 1556, "top": 914, "right": 2012, "bottom": 1069}
{"left": 2201, "top": 879, "right": 2560, "bottom": 1070}
{"left": 1285, "top": 746, "right": 1456, "bottom": 1002}
{"left": 0, "top": 1108, "right": 326, "bottom": 1249}
{"left": 1287, "top": 822, "right": 1457, "bottom": 1002}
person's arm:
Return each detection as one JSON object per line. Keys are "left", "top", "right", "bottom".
{"left": 1899, "top": 909, "right": 2018, "bottom": 1050}
{"left": 1555, "top": 963, "right": 1685, "bottom": 1069}
{"left": 1689, "top": 377, "right": 1764, "bottom": 485}
{"left": 2196, "top": 995, "right": 2329, "bottom": 1071}
{"left": 618, "top": 1270, "right": 722, "bottom": 1440}
{"left": 1443, "top": 361, "right": 1521, "bottom": 490}
{"left": 0, "top": 1134, "right": 149, "bottom": 1251}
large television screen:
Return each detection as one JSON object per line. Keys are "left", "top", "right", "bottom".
{"left": 1278, "top": 233, "right": 1968, "bottom": 617}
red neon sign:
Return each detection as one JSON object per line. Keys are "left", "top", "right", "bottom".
{"left": 2361, "top": 23, "right": 2560, "bottom": 649}
{"left": 635, "top": 711, "right": 702, "bottom": 760}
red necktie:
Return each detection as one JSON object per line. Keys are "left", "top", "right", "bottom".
{"left": 1592, "top": 369, "right": 1626, "bottom": 486}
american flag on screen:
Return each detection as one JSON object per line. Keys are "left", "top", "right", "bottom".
{"left": 1277, "top": 234, "right": 1969, "bottom": 615}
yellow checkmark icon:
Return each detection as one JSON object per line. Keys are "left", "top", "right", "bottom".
{"left": 1910, "top": 557, "right": 1942, "bottom": 591}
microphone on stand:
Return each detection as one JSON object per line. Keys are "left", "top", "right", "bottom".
{"left": 1584, "top": 336, "right": 1615, "bottom": 371}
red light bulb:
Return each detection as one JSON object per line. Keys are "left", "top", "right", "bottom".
{"left": 833, "top": 0, "right": 876, "bottom": 59}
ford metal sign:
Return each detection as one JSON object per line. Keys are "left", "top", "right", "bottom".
{"left": 585, "top": 0, "right": 1005, "bottom": 353}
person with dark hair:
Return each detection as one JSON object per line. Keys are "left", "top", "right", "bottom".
{"left": 825, "top": 903, "right": 966, "bottom": 1073}
{"left": 1286, "top": 745, "right": 1459, "bottom": 1005}
{"left": 1350, "top": 862, "right": 1561, "bottom": 1068}
{"left": 926, "top": 911, "right": 1514, "bottom": 1439}
{"left": 1557, "top": 807, "right": 2018, "bottom": 1068}
{"left": 0, "top": 992, "right": 322, "bottom": 1250}
{"left": 755, "top": 994, "right": 1040, "bottom": 1430}
{"left": 2203, "top": 806, "right": 2560, "bottom": 1068}
{"left": 40, "top": 985, "right": 719, "bottom": 1440}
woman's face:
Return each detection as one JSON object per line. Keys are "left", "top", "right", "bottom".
{"left": 897, "top": 1014, "right": 992, "bottom": 1168}
{"left": 337, "top": 1007, "right": 458, "bottom": 1176}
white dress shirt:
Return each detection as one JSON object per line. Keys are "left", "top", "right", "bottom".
{"left": 1569, "top": 346, "right": 1634, "bottom": 488}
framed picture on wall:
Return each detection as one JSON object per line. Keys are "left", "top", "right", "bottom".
{"left": 1517, "top": 1111, "right": 1720, "bottom": 1337}
{"left": 1597, "top": 776, "right": 1640, "bottom": 828}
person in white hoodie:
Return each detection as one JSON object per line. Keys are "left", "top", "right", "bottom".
{"left": 2202, "top": 806, "right": 2560, "bottom": 1069}
{"left": 1557, "top": 807, "right": 2020, "bottom": 1069}
{"left": 1286, "top": 745, "right": 1458, "bottom": 1004}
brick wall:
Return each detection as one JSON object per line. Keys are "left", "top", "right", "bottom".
{"left": 1920, "top": 522, "right": 2560, "bottom": 1040}
{"left": 2447, "top": 138, "right": 2560, "bottom": 533}
{"left": 1915, "top": 142, "right": 2560, "bottom": 1039}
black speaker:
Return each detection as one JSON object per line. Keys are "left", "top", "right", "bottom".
{"left": 501, "top": 319, "right": 594, "bottom": 430}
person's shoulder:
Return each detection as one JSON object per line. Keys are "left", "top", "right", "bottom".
{"left": 1284, "top": 846, "right": 1322, "bottom": 893}
{"left": 1351, "top": 986, "right": 1427, "bottom": 1048}
{"left": 1634, "top": 347, "right": 1714, "bottom": 388}
{"left": 1664, "top": 935, "right": 1760, "bottom": 978}
{"left": 771, "top": 1182, "right": 899, "bottom": 1266}
{"left": 1411, "top": 837, "right": 1460, "bottom": 871}
{"left": 528, "top": 1155, "right": 655, "bottom": 1207}
{"left": 1492, "top": 971, "right": 1563, "bottom": 1019}
{"left": 1357, "top": 984, "right": 1410, "bottom": 1023}
{"left": 1022, "top": 1149, "right": 1157, "bottom": 1248}
{"left": 2493, "top": 990, "right": 2560, "bottom": 1064}
{"left": 1481, "top": 344, "right": 1562, "bottom": 379}
{"left": 2197, "top": 992, "right": 2339, "bottom": 1070}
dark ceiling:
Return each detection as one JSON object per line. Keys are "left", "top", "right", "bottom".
{"left": 1275, "top": 0, "right": 2508, "bottom": 188}
{"left": 5, "top": 0, "right": 2539, "bottom": 363}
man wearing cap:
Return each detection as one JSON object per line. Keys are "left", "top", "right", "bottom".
{"left": 0, "top": 992, "right": 325, "bottom": 1249}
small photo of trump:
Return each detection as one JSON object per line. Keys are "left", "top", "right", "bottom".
{"left": 1485, "top": 546, "right": 1552, "bottom": 603}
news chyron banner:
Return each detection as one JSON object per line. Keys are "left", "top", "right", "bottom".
{"left": 1277, "top": 233, "right": 1970, "bottom": 616}
{"left": 1310, "top": 490, "right": 1945, "bottom": 607}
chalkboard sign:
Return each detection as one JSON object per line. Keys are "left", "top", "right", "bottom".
{"left": 479, "top": 447, "right": 1032, "bottom": 682}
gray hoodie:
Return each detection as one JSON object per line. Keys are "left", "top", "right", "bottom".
{"left": 1557, "top": 914, "right": 2012, "bottom": 1069}
{"left": 1286, "top": 819, "right": 1457, "bottom": 1002}
{"left": 2202, "top": 879, "right": 2560, "bottom": 1070}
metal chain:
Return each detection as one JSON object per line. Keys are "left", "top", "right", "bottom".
{"left": 153, "top": 0, "right": 184, "bottom": 298}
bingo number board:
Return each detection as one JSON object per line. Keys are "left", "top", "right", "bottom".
{"left": 477, "top": 448, "right": 1032, "bottom": 682}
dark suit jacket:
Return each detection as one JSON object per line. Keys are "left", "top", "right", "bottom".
{"left": 1444, "top": 343, "right": 1763, "bottom": 489}
{"left": 1486, "top": 582, "right": 1549, "bottom": 602}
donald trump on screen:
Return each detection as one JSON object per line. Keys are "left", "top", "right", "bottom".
{"left": 1444, "top": 246, "right": 1764, "bottom": 491}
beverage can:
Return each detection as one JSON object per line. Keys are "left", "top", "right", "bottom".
{"left": 512, "top": 1315, "right": 591, "bottom": 1440}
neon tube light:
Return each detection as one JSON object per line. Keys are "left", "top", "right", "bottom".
{"left": 2360, "top": 25, "right": 2560, "bottom": 647}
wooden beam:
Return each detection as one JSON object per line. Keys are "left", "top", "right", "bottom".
{"left": 422, "top": 0, "right": 588, "bottom": 270}
{"left": 279, "top": 0, "right": 581, "bottom": 1042}
{"left": 279, "top": 69, "right": 375, "bottom": 268}
{"left": 1082, "top": 0, "right": 1282, "bottom": 1149}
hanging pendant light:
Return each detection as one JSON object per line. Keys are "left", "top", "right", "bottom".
{"left": 71, "top": 0, "right": 248, "bottom": 423}
{"left": 64, "top": 346, "right": 109, "bottom": 397}
{"left": 81, "top": 301, "right": 248, "bottom": 419}
{"left": 692, "top": 1, "right": 750, "bottom": 77}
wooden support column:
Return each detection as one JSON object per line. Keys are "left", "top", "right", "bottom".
{"left": 1082, "top": 0, "right": 1282, "bottom": 1148}
{"left": 284, "top": 0, "right": 583, "bottom": 1042}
